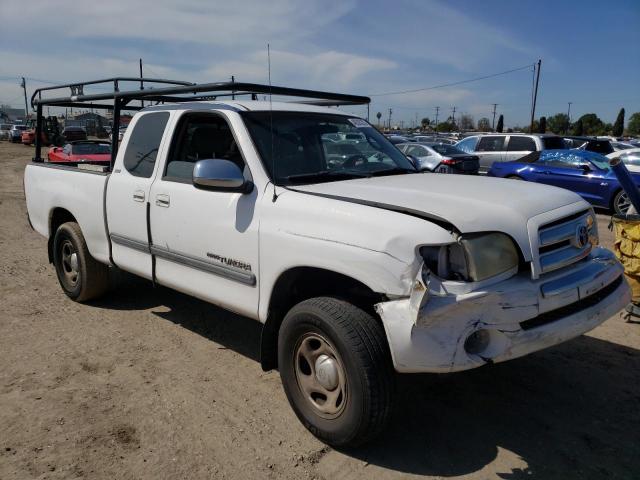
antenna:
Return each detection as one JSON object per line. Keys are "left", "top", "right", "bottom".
{"left": 268, "top": 43, "right": 278, "bottom": 202}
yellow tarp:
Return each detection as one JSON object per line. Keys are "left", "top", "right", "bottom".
{"left": 612, "top": 214, "right": 640, "bottom": 302}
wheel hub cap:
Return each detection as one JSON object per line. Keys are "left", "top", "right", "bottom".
{"left": 294, "top": 333, "right": 347, "bottom": 418}
{"left": 315, "top": 354, "right": 339, "bottom": 390}
{"left": 70, "top": 253, "right": 78, "bottom": 272}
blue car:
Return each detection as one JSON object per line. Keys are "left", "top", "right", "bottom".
{"left": 487, "top": 149, "right": 635, "bottom": 214}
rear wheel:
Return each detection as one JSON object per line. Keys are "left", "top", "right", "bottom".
{"left": 613, "top": 190, "right": 631, "bottom": 215}
{"left": 278, "top": 297, "right": 394, "bottom": 447}
{"left": 53, "top": 222, "right": 109, "bottom": 301}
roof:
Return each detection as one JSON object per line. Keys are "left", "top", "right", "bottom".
{"left": 142, "top": 100, "right": 355, "bottom": 116}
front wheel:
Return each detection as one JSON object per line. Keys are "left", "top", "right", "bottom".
{"left": 53, "top": 222, "right": 109, "bottom": 301}
{"left": 278, "top": 297, "right": 394, "bottom": 447}
{"left": 613, "top": 190, "right": 631, "bottom": 215}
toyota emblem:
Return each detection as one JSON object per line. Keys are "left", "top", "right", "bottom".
{"left": 576, "top": 225, "right": 589, "bottom": 248}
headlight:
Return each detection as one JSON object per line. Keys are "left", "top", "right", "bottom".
{"left": 420, "top": 232, "right": 520, "bottom": 282}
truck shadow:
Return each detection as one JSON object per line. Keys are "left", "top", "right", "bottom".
{"left": 92, "top": 273, "right": 639, "bottom": 479}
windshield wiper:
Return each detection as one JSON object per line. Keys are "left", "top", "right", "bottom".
{"left": 284, "top": 170, "right": 370, "bottom": 184}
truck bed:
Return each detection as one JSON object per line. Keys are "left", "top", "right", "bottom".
{"left": 24, "top": 163, "right": 111, "bottom": 264}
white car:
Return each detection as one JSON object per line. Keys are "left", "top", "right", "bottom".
{"left": 607, "top": 148, "right": 640, "bottom": 172}
{"left": 24, "top": 83, "right": 630, "bottom": 447}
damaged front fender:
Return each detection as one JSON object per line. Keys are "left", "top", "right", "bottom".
{"left": 375, "top": 248, "right": 628, "bottom": 373}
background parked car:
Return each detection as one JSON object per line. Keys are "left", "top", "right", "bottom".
{"left": 398, "top": 142, "right": 479, "bottom": 174}
{"left": 487, "top": 149, "right": 635, "bottom": 214}
{"left": 109, "top": 125, "right": 127, "bottom": 142}
{"left": 455, "top": 133, "right": 565, "bottom": 174}
{"left": 412, "top": 135, "right": 457, "bottom": 145}
{"left": 9, "top": 125, "right": 28, "bottom": 143}
{"left": 62, "top": 126, "right": 87, "bottom": 142}
{"left": 0, "top": 124, "right": 12, "bottom": 141}
{"left": 386, "top": 135, "right": 414, "bottom": 145}
{"left": 611, "top": 141, "right": 635, "bottom": 151}
{"left": 47, "top": 140, "right": 111, "bottom": 164}
{"left": 563, "top": 136, "right": 614, "bottom": 155}
{"left": 607, "top": 148, "right": 640, "bottom": 173}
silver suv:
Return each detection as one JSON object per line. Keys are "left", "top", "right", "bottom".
{"left": 456, "top": 133, "right": 565, "bottom": 173}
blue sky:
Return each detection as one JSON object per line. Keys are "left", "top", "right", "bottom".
{"left": 1, "top": 0, "right": 638, "bottom": 128}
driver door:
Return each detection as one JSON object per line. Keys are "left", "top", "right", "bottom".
{"left": 148, "top": 112, "right": 260, "bottom": 318}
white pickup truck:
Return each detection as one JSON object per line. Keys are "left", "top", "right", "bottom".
{"left": 25, "top": 92, "right": 630, "bottom": 447}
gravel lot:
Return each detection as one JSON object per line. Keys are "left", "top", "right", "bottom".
{"left": 1, "top": 140, "right": 639, "bottom": 479}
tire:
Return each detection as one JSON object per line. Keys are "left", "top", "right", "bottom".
{"left": 506, "top": 175, "right": 523, "bottom": 180}
{"left": 53, "top": 222, "right": 109, "bottom": 302}
{"left": 278, "top": 297, "right": 394, "bottom": 447}
{"left": 613, "top": 190, "right": 631, "bottom": 215}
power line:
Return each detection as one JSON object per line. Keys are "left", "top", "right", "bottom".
{"left": 369, "top": 63, "right": 534, "bottom": 97}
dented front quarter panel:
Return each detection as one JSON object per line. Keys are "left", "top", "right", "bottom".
{"left": 376, "top": 247, "right": 630, "bottom": 373}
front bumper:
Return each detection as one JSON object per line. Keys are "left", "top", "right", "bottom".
{"left": 375, "top": 247, "right": 630, "bottom": 373}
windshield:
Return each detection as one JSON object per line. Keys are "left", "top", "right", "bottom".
{"left": 429, "top": 144, "right": 466, "bottom": 155}
{"left": 583, "top": 151, "right": 611, "bottom": 170}
{"left": 242, "top": 112, "right": 415, "bottom": 185}
{"left": 72, "top": 143, "right": 111, "bottom": 155}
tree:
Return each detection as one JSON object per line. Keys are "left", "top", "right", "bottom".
{"left": 477, "top": 117, "right": 491, "bottom": 131}
{"left": 459, "top": 114, "right": 474, "bottom": 131}
{"left": 496, "top": 114, "right": 504, "bottom": 133}
{"left": 546, "top": 113, "right": 570, "bottom": 134}
{"left": 437, "top": 121, "right": 455, "bottom": 133}
{"left": 574, "top": 113, "right": 603, "bottom": 135}
{"left": 376, "top": 111, "right": 382, "bottom": 126}
{"left": 538, "top": 116, "right": 546, "bottom": 133}
{"left": 628, "top": 112, "right": 640, "bottom": 136}
{"left": 572, "top": 119, "right": 584, "bottom": 136}
{"left": 612, "top": 108, "right": 625, "bottom": 137}
{"left": 420, "top": 117, "right": 430, "bottom": 129}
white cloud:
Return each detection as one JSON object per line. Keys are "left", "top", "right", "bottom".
{"left": 206, "top": 49, "right": 396, "bottom": 89}
{"left": 1, "top": 0, "right": 356, "bottom": 48}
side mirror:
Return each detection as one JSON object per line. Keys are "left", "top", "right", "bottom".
{"left": 579, "top": 163, "right": 592, "bottom": 173}
{"left": 193, "top": 159, "right": 253, "bottom": 193}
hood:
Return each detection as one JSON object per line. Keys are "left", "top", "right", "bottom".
{"left": 293, "top": 173, "right": 588, "bottom": 258}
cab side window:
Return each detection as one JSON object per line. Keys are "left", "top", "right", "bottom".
{"left": 507, "top": 136, "right": 536, "bottom": 152}
{"left": 164, "top": 114, "right": 245, "bottom": 182}
{"left": 476, "top": 136, "right": 505, "bottom": 152}
{"left": 123, "top": 112, "right": 169, "bottom": 178}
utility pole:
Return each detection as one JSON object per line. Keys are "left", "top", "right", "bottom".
{"left": 231, "top": 75, "right": 235, "bottom": 100}
{"left": 139, "top": 58, "right": 144, "bottom": 108}
{"left": 388, "top": 108, "right": 392, "bottom": 130}
{"left": 566, "top": 101, "right": 572, "bottom": 133}
{"left": 529, "top": 59, "right": 542, "bottom": 133}
{"left": 491, "top": 103, "right": 498, "bottom": 131}
{"left": 434, "top": 106, "right": 440, "bottom": 134}
{"left": 20, "top": 77, "right": 29, "bottom": 119}
{"left": 451, "top": 106, "right": 457, "bottom": 128}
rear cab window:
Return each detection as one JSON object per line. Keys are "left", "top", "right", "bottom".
{"left": 122, "top": 112, "right": 170, "bottom": 178}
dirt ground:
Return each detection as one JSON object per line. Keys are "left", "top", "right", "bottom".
{"left": 0, "top": 140, "right": 638, "bottom": 480}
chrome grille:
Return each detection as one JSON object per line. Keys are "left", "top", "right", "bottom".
{"left": 538, "top": 210, "right": 595, "bottom": 274}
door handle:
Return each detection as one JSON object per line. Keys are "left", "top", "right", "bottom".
{"left": 156, "top": 194, "right": 170, "bottom": 208}
{"left": 133, "top": 190, "right": 145, "bottom": 202}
